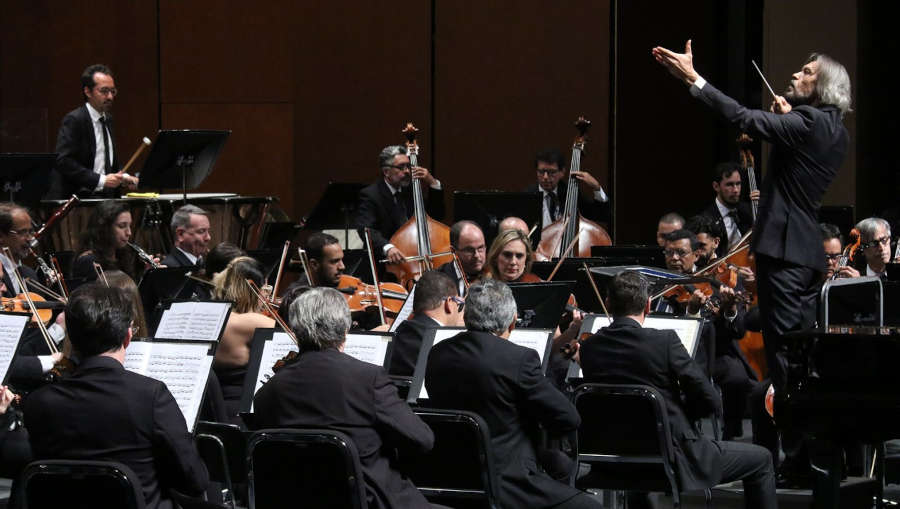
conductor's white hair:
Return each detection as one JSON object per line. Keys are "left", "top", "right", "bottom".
{"left": 463, "top": 279, "right": 517, "bottom": 336}
{"left": 808, "top": 53, "right": 852, "bottom": 117}
{"left": 288, "top": 287, "right": 351, "bottom": 351}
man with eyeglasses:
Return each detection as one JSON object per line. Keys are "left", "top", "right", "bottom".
{"left": 355, "top": 145, "right": 444, "bottom": 266}
{"left": 854, "top": 217, "right": 894, "bottom": 279}
{"left": 820, "top": 222, "right": 859, "bottom": 280}
{"left": 0, "top": 202, "right": 43, "bottom": 298}
{"left": 533, "top": 148, "right": 609, "bottom": 228}
{"left": 438, "top": 220, "right": 485, "bottom": 296}
{"left": 50, "top": 64, "right": 138, "bottom": 199}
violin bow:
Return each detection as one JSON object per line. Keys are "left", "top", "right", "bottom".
{"left": 244, "top": 278, "right": 298, "bottom": 345}
{"left": 581, "top": 262, "right": 610, "bottom": 317}
{"left": 3, "top": 247, "right": 58, "bottom": 354}
{"left": 363, "top": 228, "right": 387, "bottom": 326}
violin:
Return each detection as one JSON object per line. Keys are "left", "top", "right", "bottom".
{"left": 1, "top": 292, "right": 63, "bottom": 325}
{"left": 386, "top": 123, "right": 452, "bottom": 289}
{"left": 536, "top": 116, "right": 611, "bottom": 260}
{"left": 337, "top": 274, "right": 408, "bottom": 316}
{"left": 831, "top": 228, "right": 861, "bottom": 280}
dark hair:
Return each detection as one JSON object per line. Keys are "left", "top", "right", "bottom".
{"left": 607, "top": 271, "right": 650, "bottom": 317}
{"left": 685, "top": 215, "right": 725, "bottom": 241}
{"left": 77, "top": 201, "right": 135, "bottom": 276}
{"left": 449, "top": 220, "right": 480, "bottom": 249}
{"left": 819, "top": 222, "right": 842, "bottom": 243}
{"left": 711, "top": 162, "right": 741, "bottom": 184}
{"left": 306, "top": 232, "right": 340, "bottom": 261}
{"left": 81, "top": 64, "right": 112, "bottom": 98}
{"left": 412, "top": 270, "right": 458, "bottom": 314}
{"left": 205, "top": 242, "right": 246, "bottom": 276}
{"left": 0, "top": 202, "right": 28, "bottom": 234}
{"left": 535, "top": 148, "right": 566, "bottom": 170}
{"left": 66, "top": 283, "right": 134, "bottom": 357}
{"left": 664, "top": 229, "right": 701, "bottom": 251}
{"left": 277, "top": 282, "right": 312, "bottom": 326}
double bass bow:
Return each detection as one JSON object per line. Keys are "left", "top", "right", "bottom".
{"left": 536, "top": 116, "right": 611, "bottom": 260}
{"left": 385, "top": 123, "right": 452, "bottom": 289}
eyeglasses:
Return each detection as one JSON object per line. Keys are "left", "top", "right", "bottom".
{"left": 450, "top": 296, "right": 465, "bottom": 312}
{"left": 456, "top": 245, "right": 486, "bottom": 256}
{"left": 536, "top": 168, "right": 562, "bottom": 176}
{"left": 385, "top": 163, "right": 412, "bottom": 171}
{"left": 664, "top": 248, "right": 693, "bottom": 258}
{"left": 130, "top": 323, "right": 140, "bottom": 336}
{"left": 868, "top": 236, "right": 891, "bottom": 248}
{"left": 96, "top": 87, "right": 117, "bottom": 96}
{"left": 8, "top": 228, "right": 35, "bottom": 236}
{"left": 824, "top": 253, "right": 842, "bottom": 261}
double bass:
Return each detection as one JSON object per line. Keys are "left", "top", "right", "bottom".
{"left": 536, "top": 117, "right": 611, "bottom": 260}
{"left": 386, "top": 123, "right": 452, "bottom": 289}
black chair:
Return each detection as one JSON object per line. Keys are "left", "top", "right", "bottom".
{"left": 573, "top": 383, "right": 710, "bottom": 509}
{"left": 401, "top": 408, "right": 500, "bottom": 509}
{"left": 196, "top": 432, "right": 234, "bottom": 508}
{"left": 21, "top": 459, "right": 146, "bottom": 509}
{"left": 247, "top": 428, "right": 367, "bottom": 509}
{"left": 196, "top": 421, "right": 248, "bottom": 487}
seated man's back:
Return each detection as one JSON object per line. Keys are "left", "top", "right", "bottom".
{"left": 24, "top": 283, "right": 208, "bottom": 509}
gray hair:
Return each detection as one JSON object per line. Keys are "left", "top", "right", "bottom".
{"left": 170, "top": 204, "right": 208, "bottom": 233}
{"left": 808, "top": 53, "right": 852, "bottom": 117}
{"left": 378, "top": 145, "right": 407, "bottom": 169}
{"left": 463, "top": 279, "right": 517, "bottom": 335}
{"left": 288, "top": 287, "right": 351, "bottom": 351}
{"left": 855, "top": 217, "right": 890, "bottom": 244}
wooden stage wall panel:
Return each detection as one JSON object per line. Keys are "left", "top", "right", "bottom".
{"left": 433, "top": 1, "right": 612, "bottom": 225}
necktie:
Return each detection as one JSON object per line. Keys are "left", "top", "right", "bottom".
{"left": 545, "top": 193, "right": 559, "bottom": 221}
{"left": 99, "top": 116, "right": 112, "bottom": 173}
{"left": 394, "top": 191, "right": 408, "bottom": 220}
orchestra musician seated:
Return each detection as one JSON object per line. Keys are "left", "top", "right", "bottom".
{"left": 70, "top": 201, "right": 148, "bottom": 286}
{"left": 700, "top": 162, "right": 755, "bottom": 257}
{"left": 437, "top": 220, "right": 485, "bottom": 295}
{"left": 578, "top": 271, "right": 775, "bottom": 509}
{"left": 354, "top": 144, "right": 444, "bottom": 266}
{"left": 24, "top": 283, "right": 209, "bottom": 509}
{"left": 499, "top": 215, "right": 530, "bottom": 236}
{"left": 532, "top": 148, "right": 609, "bottom": 227}
{"left": 0, "top": 202, "right": 46, "bottom": 298}
{"left": 854, "top": 217, "right": 894, "bottom": 279}
{"left": 161, "top": 205, "right": 211, "bottom": 268}
{"left": 204, "top": 242, "right": 246, "bottom": 279}
{"left": 656, "top": 212, "right": 684, "bottom": 248}
{"left": 389, "top": 270, "right": 463, "bottom": 377}
{"left": 252, "top": 287, "right": 440, "bottom": 509}
{"left": 483, "top": 228, "right": 535, "bottom": 283}
{"left": 686, "top": 215, "right": 757, "bottom": 287}
{"left": 301, "top": 232, "right": 345, "bottom": 288}
{"left": 210, "top": 256, "right": 275, "bottom": 420}
{"left": 820, "top": 222, "right": 860, "bottom": 280}
{"left": 425, "top": 279, "right": 602, "bottom": 509}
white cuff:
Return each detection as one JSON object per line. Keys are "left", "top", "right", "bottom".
{"left": 430, "top": 179, "right": 442, "bottom": 190}
{"left": 686, "top": 309, "right": 702, "bottom": 319}
{"left": 593, "top": 187, "right": 609, "bottom": 203}
{"left": 383, "top": 243, "right": 395, "bottom": 254}
{"left": 95, "top": 174, "right": 106, "bottom": 191}
{"left": 38, "top": 355, "right": 56, "bottom": 374}
{"left": 692, "top": 75, "right": 707, "bottom": 90}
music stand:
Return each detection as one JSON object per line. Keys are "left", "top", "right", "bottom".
{"left": 138, "top": 130, "right": 230, "bottom": 201}
{"left": 0, "top": 153, "right": 56, "bottom": 206}
{"left": 507, "top": 281, "right": 574, "bottom": 329}
{"left": 453, "top": 191, "right": 542, "bottom": 247}
{"left": 138, "top": 266, "right": 198, "bottom": 331}
{"left": 590, "top": 245, "right": 666, "bottom": 268}
{"left": 302, "top": 182, "right": 366, "bottom": 247}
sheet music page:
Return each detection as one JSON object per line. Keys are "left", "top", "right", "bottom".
{"left": 419, "top": 328, "right": 465, "bottom": 400}
{"left": 252, "top": 332, "right": 298, "bottom": 400}
{"left": 0, "top": 314, "right": 30, "bottom": 383}
{"left": 344, "top": 334, "right": 391, "bottom": 366}
{"left": 123, "top": 341, "right": 153, "bottom": 373}
{"left": 154, "top": 302, "right": 229, "bottom": 341}
{"left": 140, "top": 343, "right": 213, "bottom": 433}
{"left": 508, "top": 329, "right": 552, "bottom": 364}
{"left": 388, "top": 286, "right": 416, "bottom": 333}
{"left": 585, "top": 315, "right": 698, "bottom": 355}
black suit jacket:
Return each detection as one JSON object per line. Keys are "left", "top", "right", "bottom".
{"left": 252, "top": 348, "right": 434, "bottom": 509}
{"left": 24, "top": 356, "right": 209, "bottom": 509}
{"left": 580, "top": 317, "right": 723, "bottom": 491}
{"left": 161, "top": 248, "right": 197, "bottom": 268}
{"left": 532, "top": 180, "right": 610, "bottom": 226}
{"left": 691, "top": 83, "right": 848, "bottom": 270}
{"left": 354, "top": 179, "right": 445, "bottom": 255}
{"left": 51, "top": 105, "right": 120, "bottom": 199}
{"left": 388, "top": 313, "right": 440, "bottom": 377}
{"left": 425, "top": 330, "right": 582, "bottom": 508}
{"left": 700, "top": 201, "right": 754, "bottom": 257}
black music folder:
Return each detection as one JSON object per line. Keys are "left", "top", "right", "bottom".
{"left": 507, "top": 281, "right": 573, "bottom": 329}
{"left": 0, "top": 153, "right": 56, "bottom": 206}
{"left": 138, "top": 130, "right": 230, "bottom": 200}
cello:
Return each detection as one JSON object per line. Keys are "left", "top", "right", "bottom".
{"left": 536, "top": 116, "right": 611, "bottom": 260}
{"left": 386, "top": 123, "right": 452, "bottom": 289}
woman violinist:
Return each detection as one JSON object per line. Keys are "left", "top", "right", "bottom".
{"left": 483, "top": 229, "right": 540, "bottom": 283}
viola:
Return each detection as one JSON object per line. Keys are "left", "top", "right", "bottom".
{"left": 536, "top": 116, "right": 611, "bottom": 260}
{"left": 1, "top": 292, "right": 63, "bottom": 325}
{"left": 337, "top": 274, "right": 408, "bottom": 316}
{"left": 272, "top": 350, "right": 300, "bottom": 373}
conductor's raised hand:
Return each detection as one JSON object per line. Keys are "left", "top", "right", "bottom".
{"left": 652, "top": 40, "right": 700, "bottom": 85}
{"left": 770, "top": 95, "right": 791, "bottom": 114}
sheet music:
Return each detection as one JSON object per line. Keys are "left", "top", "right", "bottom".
{"left": 388, "top": 285, "right": 416, "bottom": 332}
{"left": 125, "top": 341, "right": 213, "bottom": 433}
{"left": 0, "top": 314, "right": 30, "bottom": 384}
{"left": 155, "top": 301, "right": 230, "bottom": 341}
{"left": 252, "top": 332, "right": 298, "bottom": 401}
{"left": 344, "top": 333, "right": 391, "bottom": 367}
{"left": 584, "top": 315, "right": 701, "bottom": 356}
{"left": 419, "top": 328, "right": 466, "bottom": 400}
{"left": 508, "top": 329, "right": 552, "bottom": 364}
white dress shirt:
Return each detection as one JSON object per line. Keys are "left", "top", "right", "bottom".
{"left": 85, "top": 102, "right": 114, "bottom": 191}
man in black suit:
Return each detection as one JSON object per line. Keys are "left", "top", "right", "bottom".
{"left": 161, "top": 204, "right": 211, "bottom": 268}
{"left": 24, "top": 283, "right": 209, "bottom": 509}
{"left": 0, "top": 202, "right": 43, "bottom": 298}
{"left": 533, "top": 148, "right": 609, "bottom": 228}
{"left": 700, "top": 162, "right": 755, "bottom": 257}
{"left": 51, "top": 64, "right": 138, "bottom": 199}
{"left": 654, "top": 43, "right": 851, "bottom": 483}
{"left": 425, "top": 279, "right": 602, "bottom": 509}
{"left": 437, "top": 220, "right": 485, "bottom": 296}
{"left": 579, "top": 271, "right": 775, "bottom": 509}
{"left": 355, "top": 145, "right": 444, "bottom": 265}
{"left": 389, "top": 270, "right": 463, "bottom": 377}
{"left": 253, "top": 287, "right": 436, "bottom": 509}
